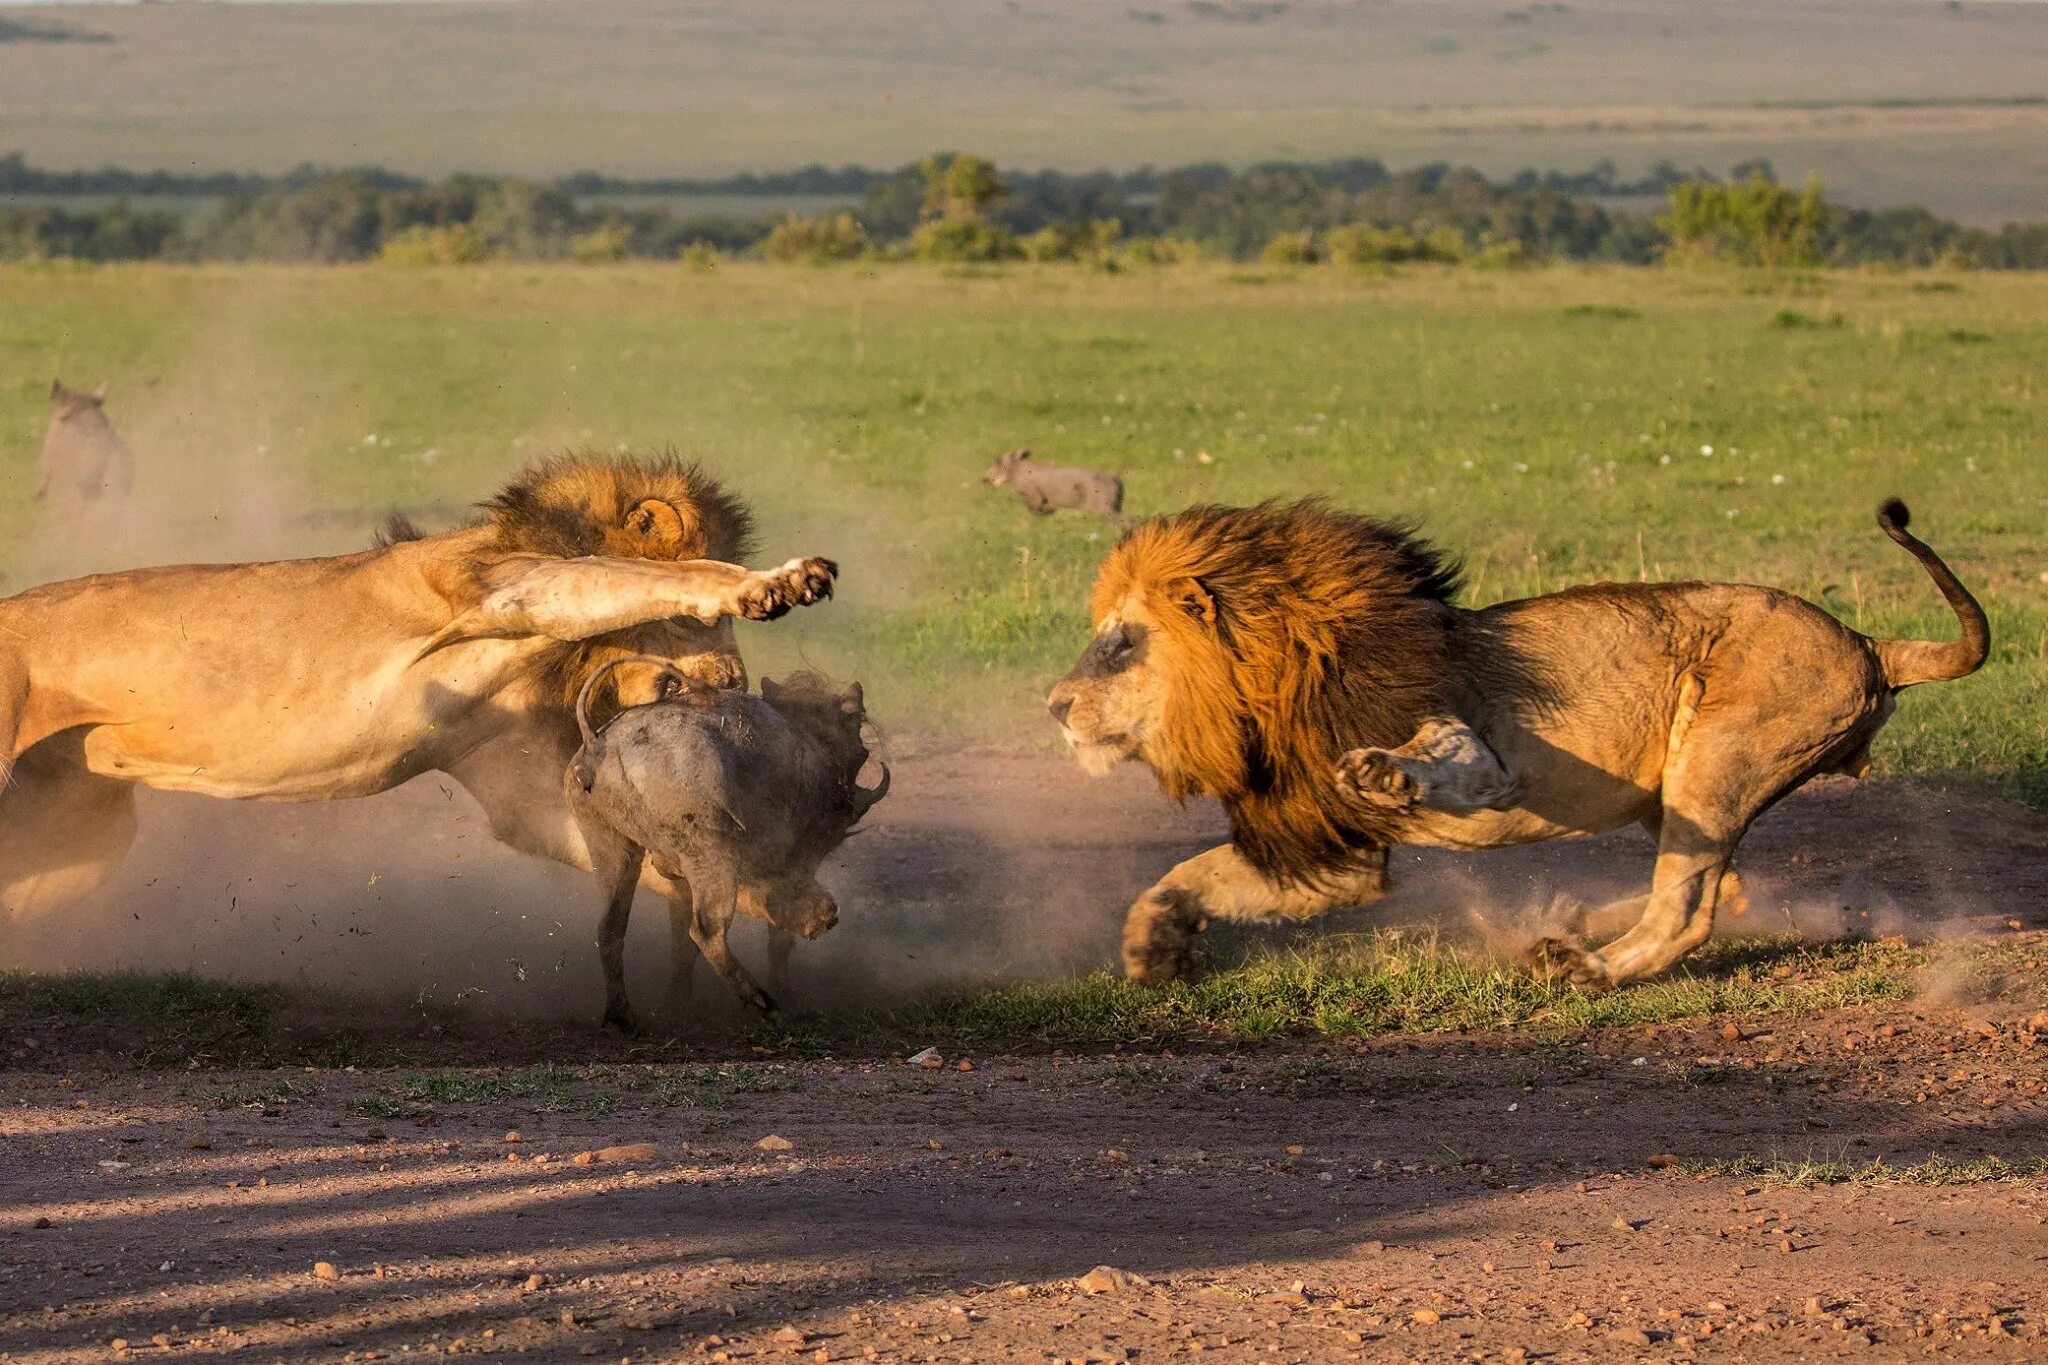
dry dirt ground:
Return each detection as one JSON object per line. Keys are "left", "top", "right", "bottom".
{"left": 4, "top": 759, "right": 2048, "bottom": 1363}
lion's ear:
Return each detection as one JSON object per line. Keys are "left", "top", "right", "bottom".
{"left": 623, "top": 498, "right": 698, "bottom": 555}
{"left": 1171, "top": 577, "right": 1217, "bottom": 626}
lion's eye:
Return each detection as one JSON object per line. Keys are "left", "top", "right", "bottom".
{"left": 657, "top": 675, "right": 683, "bottom": 699}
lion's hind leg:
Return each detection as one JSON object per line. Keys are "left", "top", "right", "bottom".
{"left": 1334, "top": 718, "right": 1518, "bottom": 814}
{"left": 1542, "top": 675, "right": 1827, "bottom": 988}
{"left": 1122, "top": 843, "right": 1390, "bottom": 984}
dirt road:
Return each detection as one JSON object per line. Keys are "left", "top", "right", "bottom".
{"left": 3, "top": 760, "right": 2047, "bottom": 1361}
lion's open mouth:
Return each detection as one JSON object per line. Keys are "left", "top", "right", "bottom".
{"left": 1062, "top": 729, "right": 1131, "bottom": 778}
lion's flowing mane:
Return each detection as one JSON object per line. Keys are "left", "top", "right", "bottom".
{"left": 1095, "top": 498, "right": 1463, "bottom": 880}
{"left": 386, "top": 452, "right": 758, "bottom": 718}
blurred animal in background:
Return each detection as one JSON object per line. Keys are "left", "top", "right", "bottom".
{"left": 982, "top": 446, "right": 1124, "bottom": 520}
{"left": 38, "top": 379, "right": 134, "bottom": 510}
{"left": 568, "top": 656, "right": 889, "bottom": 1030}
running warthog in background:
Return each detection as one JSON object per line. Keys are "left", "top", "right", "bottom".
{"left": 567, "top": 657, "right": 889, "bottom": 1030}
{"left": 38, "top": 380, "right": 134, "bottom": 509}
{"left": 982, "top": 446, "right": 1124, "bottom": 519}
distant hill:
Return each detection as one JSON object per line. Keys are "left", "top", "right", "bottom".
{"left": 2, "top": 0, "right": 2046, "bottom": 223}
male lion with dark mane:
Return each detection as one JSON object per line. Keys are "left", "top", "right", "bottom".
{"left": 0, "top": 455, "right": 835, "bottom": 1012}
{"left": 1046, "top": 497, "right": 1986, "bottom": 988}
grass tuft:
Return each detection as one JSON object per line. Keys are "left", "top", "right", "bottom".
{"left": 839, "top": 933, "right": 1929, "bottom": 1047}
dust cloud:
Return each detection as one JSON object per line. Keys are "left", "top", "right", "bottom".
{"left": 2, "top": 301, "right": 1195, "bottom": 1025}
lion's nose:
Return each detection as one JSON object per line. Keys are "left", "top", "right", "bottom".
{"left": 1047, "top": 691, "right": 1075, "bottom": 726}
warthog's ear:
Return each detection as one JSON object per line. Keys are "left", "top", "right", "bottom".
{"left": 50, "top": 378, "right": 71, "bottom": 402}
{"left": 838, "top": 681, "right": 865, "bottom": 717}
{"left": 91, "top": 381, "right": 109, "bottom": 402}
{"left": 759, "top": 676, "right": 784, "bottom": 704}
{"left": 1170, "top": 577, "right": 1217, "bottom": 626}
{"left": 623, "top": 497, "right": 697, "bottom": 555}
{"left": 1013, "top": 447, "right": 1032, "bottom": 463}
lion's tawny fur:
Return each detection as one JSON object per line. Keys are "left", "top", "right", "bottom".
{"left": 1093, "top": 499, "right": 1462, "bottom": 878}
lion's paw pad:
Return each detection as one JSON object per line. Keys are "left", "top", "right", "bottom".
{"left": 741, "top": 557, "right": 838, "bottom": 620}
{"left": 1334, "top": 748, "right": 1418, "bottom": 810}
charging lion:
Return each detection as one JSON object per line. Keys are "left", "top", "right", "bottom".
{"left": 1046, "top": 497, "right": 1987, "bottom": 989}
{"left": 0, "top": 454, "right": 835, "bottom": 994}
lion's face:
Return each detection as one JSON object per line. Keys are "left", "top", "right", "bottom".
{"left": 1046, "top": 595, "right": 1185, "bottom": 778}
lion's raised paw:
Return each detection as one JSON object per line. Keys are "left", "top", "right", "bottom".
{"left": 739, "top": 557, "right": 838, "bottom": 621}
{"left": 1333, "top": 747, "right": 1419, "bottom": 811}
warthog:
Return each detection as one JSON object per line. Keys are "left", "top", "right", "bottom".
{"left": 567, "top": 656, "right": 889, "bottom": 1030}
{"left": 982, "top": 446, "right": 1124, "bottom": 519}
{"left": 38, "top": 379, "right": 134, "bottom": 509}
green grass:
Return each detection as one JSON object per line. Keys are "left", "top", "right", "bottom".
{"left": 352, "top": 1063, "right": 614, "bottom": 1117}
{"left": 0, "top": 969, "right": 276, "bottom": 1030}
{"left": 4, "top": 263, "right": 2044, "bottom": 798}
{"left": 1682, "top": 1154, "right": 2048, "bottom": 1187}
{"left": 194, "top": 1076, "right": 320, "bottom": 1109}
{"left": 832, "top": 933, "right": 1936, "bottom": 1047}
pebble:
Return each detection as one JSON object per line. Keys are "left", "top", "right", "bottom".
{"left": 1611, "top": 1327, "right": 1653, "bottom": 1347}
{"left": 596, "top": 1143, "right": 660, "bottom": 1163}
{"left": 182, "top": 1135, "right": 212, "bottom": 1151}
{"left": 313, "top": 1262, "right": 340, "bottom": 1281}
{"left": 1412, "top": 1308, "right": 1441, "bottom": 1324}
{"left": 1076, "top": 1265, "right": 1142, "bottom": 1294}
{"left": 907, "top": 1047, "right": 943, "bottom": 1069}
{"left": 504, "top": 1130, "right": 523, "bottom": 1144}
{"left": 756, "top": 1135, "right": 795, "bottom": 1152}
{"left": 522, "top": 1274, "right": 546, "bottom": 1293}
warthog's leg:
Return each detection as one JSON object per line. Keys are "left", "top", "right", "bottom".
{"left": 1122, "top": 843, "right": 1390, "bottom": 985}
{"left": 638, "top": 863, "right": 702, "bottom": 1018}
{"left": 588, "top": 831, "right": 646, "bottom": 1033}
{"left": 1333, "top": 718, "right": 1518, "bottom": 814}
{"left": 766, "top": 927, "right": 796, "bottom": 997}
{"left": 677, "top": 860, "right": 776, "bottom": 1016}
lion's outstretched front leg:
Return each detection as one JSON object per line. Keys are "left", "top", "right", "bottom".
{"left": 423, "top": 554, "right": 838, "bottom": 654}
{"left": 1122, "top": 843, "right": 1390, "bottom": 984}
{"left": 1334, "top": 717, "right": 1518, "bottom": 814}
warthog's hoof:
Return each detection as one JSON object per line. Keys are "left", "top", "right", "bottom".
{"left": 1334, "top": 747, "right": 1419, "bottom": 811}
{"left": 601, "top": 1001, "right": 640, "bottom": 1035}
{"left": 1121, "top": 891, "right": 1206, "bottom": 985}
{"left": 740, "top": 557, "right": 838, "bottom": 621}
{"left": 1524, "top": 936, "right": 1614, "bottom": 991}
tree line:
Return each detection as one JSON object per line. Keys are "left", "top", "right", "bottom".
{"left": 3, "top": 150, "right": 2045, "bottom": 269}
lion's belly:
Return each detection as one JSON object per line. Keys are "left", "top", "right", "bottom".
{"left": 76, "top": 642, "right": 542, "bottom": 802}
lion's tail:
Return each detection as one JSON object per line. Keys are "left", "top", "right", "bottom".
{"left": 1870, "top": 498, "right": 1989, "bottom": 688}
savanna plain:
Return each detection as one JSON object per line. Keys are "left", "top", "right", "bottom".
{"left": 3, "top": 262, "right": 2047, "bottom": 1362}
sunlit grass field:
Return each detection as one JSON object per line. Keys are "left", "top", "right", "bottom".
{"left": 2, "top": 261, "right": 2044, "bottom": 800}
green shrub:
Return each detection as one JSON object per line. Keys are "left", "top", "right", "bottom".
{"left": 377, "top": 223, "right": 489, "bottom": 265}
{"left": 1260, "top": 229, "right": 1322, "bottom": 266}
{"left": 1120, "top": 235, "right": 1204, "bottom": 266}
{"left": 1023, "top": 218, "right": 1122, "bottom": 264}
{"left": 758, "top": 211, "right": 868, "bottom": 263}
{"left": 680, "top": 240, "right": 722, "bottom": 270}
{"left": 1663, "top": 172, "right": 1828, "bottom": 268}
{"left": 908, "top": 218, "right": 1023, "bottom": 262}
{"left": 1325, "top": 224, "right": 1466, "bottom": 265}
{"left": 569, "top": 220, "right": 633, "bottom": 264}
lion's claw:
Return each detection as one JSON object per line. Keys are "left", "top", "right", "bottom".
{"left": 740, "top": 557, "right": 838, "bottom": 621}
{"left": 1334, "top": 747, "right": 1419, "bottom": 811}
